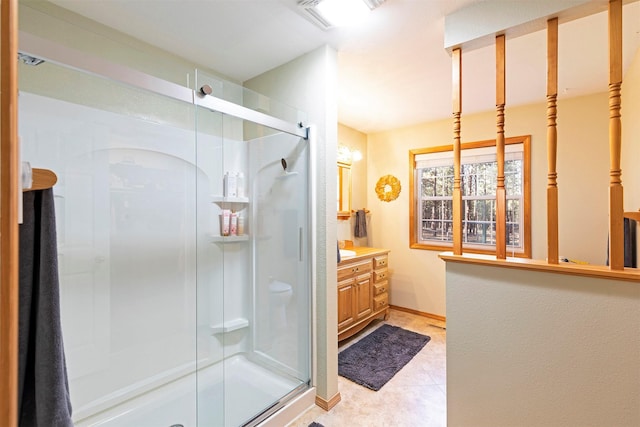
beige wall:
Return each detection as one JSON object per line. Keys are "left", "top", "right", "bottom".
{"left": 368, "top": 92, "right": 615, "bottom": 317}
{"left": 336, "top": 124, "right": 368, "bottom": 246}
{"left": 446, "top": 262, "right": 640, "bottom": 426}
{"left": 622, "top": 45, "right": 640, "bottom": 212}
{"left": 621, "top": 47, "right": 640, "bottom": 267}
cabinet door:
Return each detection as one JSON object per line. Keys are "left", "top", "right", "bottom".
{"left": 337, "top": 279, "right": 355, "bottom": 330}
{"left": 354, "top": 273, "right": 372, "bottom": 320}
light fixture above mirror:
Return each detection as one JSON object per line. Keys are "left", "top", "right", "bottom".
{"left": 337, "top": 145, "right": 362, "bottom": 165}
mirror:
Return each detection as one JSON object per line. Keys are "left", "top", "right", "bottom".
{"left": 337, "top": 161, "right": 351, "bottom": 219}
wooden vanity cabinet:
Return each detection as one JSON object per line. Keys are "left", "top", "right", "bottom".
{"left": 337, "top": 248, "right": 390, "bottom": 341}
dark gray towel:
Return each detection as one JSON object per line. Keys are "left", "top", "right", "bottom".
{"left": 354, "top": 209, "right": 367, "bottom": 238}
{"left": 18, "top": 189, "right": 73, "bottom": 427}
{"left": 606, "top": 218, "right": 637, "bottom": 268}
{"left": 624, "top": 218, "right": 637, "bottom": 268}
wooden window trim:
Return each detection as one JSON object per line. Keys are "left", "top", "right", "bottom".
{"left": 409, "top": 135, "right": 531, "bottom": 258}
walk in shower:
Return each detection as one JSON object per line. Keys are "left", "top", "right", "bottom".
{"left": 18, "top": 37, "right": 313, "bottom": 426}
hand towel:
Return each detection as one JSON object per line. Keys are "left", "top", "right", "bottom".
{"left": 18, "top": 189, "right": 73, "bottom": 427}
{"left": 606, "top": 218, "right": 637, "bottom": 268}
{"left": 354, "top": 209, "right": 367, "bottom": 238}
{"left": 624, "top": 218, "right": 637, "bottom": 268}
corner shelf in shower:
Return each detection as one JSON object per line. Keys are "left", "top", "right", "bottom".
{"left": 211, "top": 195, "right": 249, "bottom": 204}
{"left": 210, "top": 318, "right": 249, "bottom": 334}
{"left": 210, "top": 235, "right": 249, "bottom": 243}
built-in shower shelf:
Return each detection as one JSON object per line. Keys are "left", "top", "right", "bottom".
{"left": 210, "top": 318, "right": 249, "bottom": 334}
{"left": 211, "top": 235, "right": 249, "bottom": 243}
{"left": 211, "top": 195, "right": 249, "bottom": 204}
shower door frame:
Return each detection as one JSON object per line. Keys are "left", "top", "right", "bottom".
{"left": 18, "top": 32, "right": 308, "bottom": 141}
{"left": 14, "top": 31, "right": 318, "bottom": 425}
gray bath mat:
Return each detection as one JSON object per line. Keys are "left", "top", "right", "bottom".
{"left": 338, "top": 324, "right": 430, "bottom": 391}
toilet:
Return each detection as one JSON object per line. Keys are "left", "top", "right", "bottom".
{"left": 269, "top": 279, "right": 293, "bottom": 330}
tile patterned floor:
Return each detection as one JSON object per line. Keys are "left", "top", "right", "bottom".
{"left": 288, "top": 309, "right": 447, "bottom": 427}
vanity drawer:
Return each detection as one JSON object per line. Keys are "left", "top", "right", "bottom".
{"left": 337, "top": 259, "right": 372, "bottom": 281}
{"left": 373, "top": 294, "right": 388, "bottom": 311}
{"left": 373, "top": 255, "right": 388, "bottom": 269}
{"left": 373, "top": 269, "right": 388, "bottom": 283}
{"left": 373, "top": 280, "right": 388, "bottom": 296}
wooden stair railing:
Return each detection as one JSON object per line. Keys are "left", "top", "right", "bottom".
{"left": 495, "top": 34, "right": 507, "bottom": 260}
{"left": 451, "top": 0, "right": 630, "bottom": 271}
{"left": 608, "top": 0, "right": 624, "bottom": 270}
{"left": 452, "top": 48, "right": 463, "bottom": 256}
{"left": 547, "top": 18, "right": 559, "bottom": 264}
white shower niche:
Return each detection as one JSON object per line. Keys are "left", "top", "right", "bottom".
{"left": 19, "top": 46, "right": 313, "bottom": 427}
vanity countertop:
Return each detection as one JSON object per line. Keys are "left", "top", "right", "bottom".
{"left": 338, "top": 246, "right": 389, "bottom": 266}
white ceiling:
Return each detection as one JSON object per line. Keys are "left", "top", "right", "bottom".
{"left": 48, "top": 0, "right": 640, "bottom": 134}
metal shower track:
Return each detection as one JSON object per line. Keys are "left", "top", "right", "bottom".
{"left": 18, "top": 32, "right": 308, "bottom": 140}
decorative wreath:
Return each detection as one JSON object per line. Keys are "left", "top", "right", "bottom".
{"left": 375, "top": 174, "right": 401, "bottom": 202}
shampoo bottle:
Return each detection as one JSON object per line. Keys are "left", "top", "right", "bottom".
{"left": 224, "top": 172, "right": 237, "bottom": 198}
{"left": 230, "top": 211, "right": 238, "bottom": 236}
{"left": 236, "top": 172, "right": 245, "bottom": 198}
{"left": 221, "top": 209, "right": 231, "bottom": 236}
{"left": 237, "top": 212, "right": 245, "bottom": 236}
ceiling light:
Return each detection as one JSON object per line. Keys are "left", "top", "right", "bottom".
{"left": 298, "top": 0, "right": 385, "bottom": 30}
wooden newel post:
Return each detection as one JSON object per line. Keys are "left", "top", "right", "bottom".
{"left": 547, "top": 18, "right": 559, "bottom": 264}
{"left": 495, "top": 35, "right": 507, "bottom": 259}
{"left": 608, "top": 0, "right": 624, "bottom": 270}
{"left": 452, "top": 48, "right": 463, "bottom": 255}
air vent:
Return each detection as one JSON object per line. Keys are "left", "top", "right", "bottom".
{"left": 298, "top": 0, "right": 332, "bottom": 29}
{"left": 363, "top": 0, "right": 386, "bottom": 8}
{"left": 298, "top": 0, "right": 386, "bottom": 30}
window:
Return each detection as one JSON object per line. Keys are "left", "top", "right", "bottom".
{"left": 409, "top": 136, "right": 531, "bottom": 257}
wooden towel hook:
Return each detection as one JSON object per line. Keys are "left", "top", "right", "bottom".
{"left": 23, "top": 168, "right": 57, "bottom": 192}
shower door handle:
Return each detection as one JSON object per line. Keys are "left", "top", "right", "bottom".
{"left": 299, "top": 227, "right": 303, "bottom": 262}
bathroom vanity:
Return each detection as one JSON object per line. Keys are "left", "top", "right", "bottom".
{"left": 337, "top": 247, "right": 390, "bottom": 341}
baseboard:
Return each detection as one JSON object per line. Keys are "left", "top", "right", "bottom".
{"left": 389, "top": 305, "right": 446, "bottom": 322}
{"left": 314, "top": 391, "right": 341, "bottom": 411}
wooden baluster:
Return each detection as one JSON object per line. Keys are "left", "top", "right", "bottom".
{"left": 495, "top": 35, "right": 506, "bottom": 259}
{"left": 1, "top": 0, "right": 20, "bottom": 424}
{"left": 608, "top": 0, "right": 624, "bottom": 270}
{"left": 547, "top": 18, "right": 559, "bottom": 264}
{"left": 452, "top": 48, "right": 463, "bottom": 255}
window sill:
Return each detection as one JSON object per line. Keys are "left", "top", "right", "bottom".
{"left": 439, "top": 252, "right": 640, "bottom": 282}
{"left": 412, "top": 243, "right": 530, "bottom": 259}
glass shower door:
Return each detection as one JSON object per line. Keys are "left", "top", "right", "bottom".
{"left": 19, "top": 59, "right": 201, "bottom": 426}
{"left": 195, "top": 81, "right": 311, "bottom": 426}
{"left": 19, "top": 55, "right": 311, "bottom": 426}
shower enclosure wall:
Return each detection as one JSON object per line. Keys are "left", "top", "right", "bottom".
{"left": 18, "top": 37, "right": 313, "bottom": 427}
